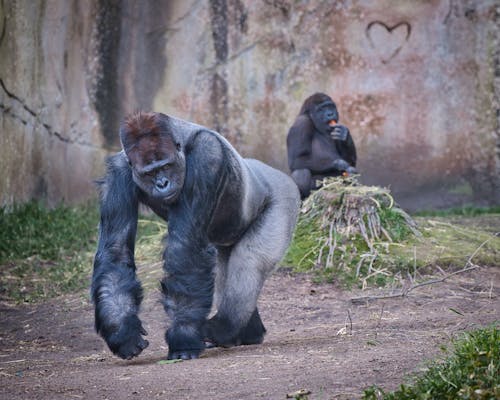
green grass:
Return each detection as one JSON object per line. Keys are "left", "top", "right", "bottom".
{"left": 0, "top": 202, "right": 99, "bottom": 302}
{"left": 414, "top": 206, "right": 500, "bottom": 217}
{"left": 0, "top": 202, "right": 99, "bottom": 263}
{"left": 0, "top": 202, "right": 167, "bottom": 303}
{"left": 362, "top": 325, "right": 500, "bottom": 399}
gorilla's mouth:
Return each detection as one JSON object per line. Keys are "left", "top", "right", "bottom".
{"left": 328, "top": 120, "right": 337, "bottom": 126}
{"left": 162, "top": 190, "right": 180, "bottom": 202}
{"left": 152, "top": 187, "right": 179, "bottom": 203}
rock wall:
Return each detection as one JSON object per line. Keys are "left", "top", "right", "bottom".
{"left": 0, "top": 0, "right": 104, "bottom": 206}
{"left": 0, "top": 0, "right": 169, "bottom": 206}
{"left": 1, "top": 0, "right": 499, "bottom": 210}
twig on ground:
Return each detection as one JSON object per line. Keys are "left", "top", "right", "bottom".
{"left": 350, "top": 264, "right": 480, "bottom": 304}
{"left": 350, "top": 235, "right": 495, "bottom": 304}
{"left": 346, "top": 309, "right": 353, "bottom": 335}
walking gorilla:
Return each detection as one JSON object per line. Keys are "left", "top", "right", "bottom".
{"left": 92, "top": 112, "right": 300, "bottom": 360}
{"left": 287, "top": 93, "right": 357, "bottom": 199}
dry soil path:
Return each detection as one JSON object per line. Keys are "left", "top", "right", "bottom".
{"left": 0, "top": 267, "right": 498, "bottom": 399}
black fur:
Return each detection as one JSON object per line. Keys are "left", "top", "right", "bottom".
{"left": 204, "top": 308, "right": 266, "bottom": 347}
{"left": 287, "top": 92, "right": 357, "bottom": 199}
{"left": 91, "top": 154, "right": 149, "bottom": 360}
{"left": 91, "top": 113, "right": 300, "bottom": 360}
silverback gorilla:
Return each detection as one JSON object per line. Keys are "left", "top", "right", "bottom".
{"left": 92, "top": 112, "right": 300, "bottom": 360}
{"left": 287, "top": 93, "right": 357, "bottom": 199}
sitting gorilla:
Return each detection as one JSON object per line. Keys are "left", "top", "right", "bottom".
{"left": 91, "top": 112, "right": 300, "bottom": 360}
{"left": 287, "top": 93, "right": 357, "bottom": 199}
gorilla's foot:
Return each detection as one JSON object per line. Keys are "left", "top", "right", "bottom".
{"left": 204, "top": 309, "right": 266, "bottom": 348}
{"left": 238, "top": 308, "right": 267, "bottom": 345}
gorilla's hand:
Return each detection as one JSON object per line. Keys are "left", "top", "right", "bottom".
{"left": 166, "top": 326, "right": 205, "bottom": 360}
{"left": 106, "top": 315, "right": 149, "bottom": 360}
{"left": 331, "top": 158, "right": 351, "bottom": 172}
{"left": 346, "top": 166, "right": 358, "bottom": 175}
{"left": 330, "top": 124, "right": 349, "bottom": 141}
{"left": 167, "top": 348, "right": 202, "bottom": 360}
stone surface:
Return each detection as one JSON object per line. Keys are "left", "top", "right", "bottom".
{"left": 1, "top": 0, "right": 499, "bottom": 209}
{"left": 0, "top": 0, "right": 105, "bottom": 205}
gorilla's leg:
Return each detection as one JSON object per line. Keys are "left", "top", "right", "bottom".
{"left": 238, "top": 308, "right": 267, "bottom": 345}
{"left": 291, "top": 169, "right": 313, "bottom": 199}
{"left": 205, "top": 194, "right": 295, "bottom": 347}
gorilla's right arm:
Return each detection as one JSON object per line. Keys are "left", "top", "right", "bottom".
{"left": 91, "top": 154, "right": 149, "bottom": 360}
{"left": 286, "top": 115, "right": 323, "bottom": 171}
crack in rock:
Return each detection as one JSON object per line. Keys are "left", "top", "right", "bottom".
{"left": 0, "top": 78, "right": 98, "bottom": 148}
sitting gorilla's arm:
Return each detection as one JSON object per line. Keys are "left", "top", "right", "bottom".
{"left": 287, "top": 115, "right": 338, "bottom": 175}
{"left": 333, "top": 125, "right": 357, "bottom": 170}
{"left": 91, "top": 154, "right": 149, "bottom": 360}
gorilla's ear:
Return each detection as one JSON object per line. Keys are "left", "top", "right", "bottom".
{"left": 154, "top": 113, "right": 181, "bottom": 151}
{"left": 156, "top": 112, "right": 170, "bottom": 121}
{"left": 124, "top": 154, "right": 132, "bottom": 166}
{"left": 154, "top": 112, "right": 170, "bottom": 130}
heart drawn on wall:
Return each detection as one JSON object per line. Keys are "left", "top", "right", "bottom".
{"left": 366, "top": 21, "right": 411, "bottom": 64}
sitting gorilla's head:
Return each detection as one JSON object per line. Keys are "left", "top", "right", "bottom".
{"left": 299, "top": 92, "right": 339, "bottom": 136}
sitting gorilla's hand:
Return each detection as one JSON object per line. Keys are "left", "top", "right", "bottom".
{"left": 332, "top": 158, "right": 351, "bottom": 172}
{"left": 346, "top": 166, "right": 358, "bottom": 175}
{"left": 330, "top": 124, "right": 349, "bottom": 141}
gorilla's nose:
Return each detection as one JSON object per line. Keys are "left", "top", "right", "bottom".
{"left": 155, "top": 177, "right": 169, "bottom": 191}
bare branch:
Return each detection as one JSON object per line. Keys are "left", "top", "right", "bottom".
{"left": 350, "top": 264, "right": 480, "bottom": 305}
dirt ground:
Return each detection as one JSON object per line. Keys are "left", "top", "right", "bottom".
{"left": 0, "top": 265, "right": 498, "bottom": 400}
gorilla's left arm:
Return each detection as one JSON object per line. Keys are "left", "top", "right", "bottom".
{"left": 161, "top": 130, "right": 228, "bottom": 360}
{"left": 324, "top": 123, "right": 357, "bottom": 175}
{"left": 334, "top": 126, "right": 357, "bottom": 171}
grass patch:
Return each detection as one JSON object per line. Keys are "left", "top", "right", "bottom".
{"left": 0, "top": 202, "right": 99, "bottom": 302}
{"left": 414, "top": 205, "right": 500, "bottom": 217}
{"left": 283, "top": 178, "right": 500, "bottom": 288}
{"left": 0, "top": 202, "right": 99, "bottom": 263}
{"left": 362, "top": 325, "right": 500, "bottom": 399}
{"left": 415, "top": 205, "right": 500, "bottom": 217}
{"left": 0, "top": 202, "right": 167, "bottom": 303}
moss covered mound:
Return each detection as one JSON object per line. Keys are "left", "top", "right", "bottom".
{"left": 283, "top": 177, "right": 500, "bottom": 287}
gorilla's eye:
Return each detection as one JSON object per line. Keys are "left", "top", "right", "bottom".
{"left": 139, "top": 170, "right": 155, "bottom": 178}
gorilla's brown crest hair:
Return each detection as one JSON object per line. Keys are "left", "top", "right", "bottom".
{"left": 120, "top": 112, "right": 163, "bottom": 152}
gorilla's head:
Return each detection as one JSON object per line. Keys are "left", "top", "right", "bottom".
{"left": 300, "top": 92, "right": 339, "bottom": 136}
{"left": 120, "top": 112, "right": 186, "bottom": 203}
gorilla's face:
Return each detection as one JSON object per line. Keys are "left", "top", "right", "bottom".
{"left": 121, "top": 114, "right": 186, "bottom": 203}
{"left": 310, "top": 100, "right": 339, "bottom": 135}
{"left": 128, "top": 135, "right": 185, "bottom": 202}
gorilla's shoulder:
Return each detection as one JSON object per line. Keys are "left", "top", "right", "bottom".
{"left": 105, "top": 151, "right": 129, "bottom": 169}
{"left": 288, "top": 114, "right": 314, "bottom": 136}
